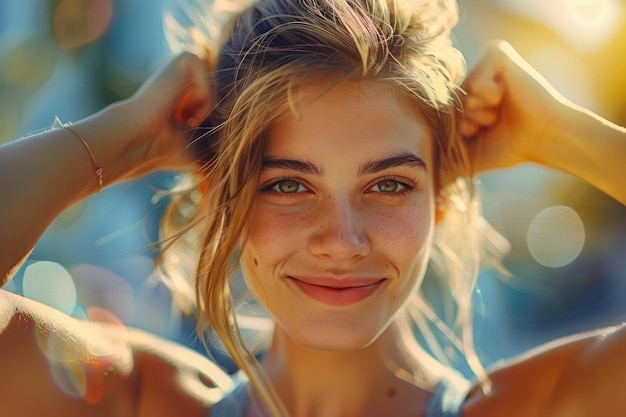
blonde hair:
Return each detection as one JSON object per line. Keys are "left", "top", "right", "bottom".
{"left": 159, "top": 0, "right": 509, "bottom": 415}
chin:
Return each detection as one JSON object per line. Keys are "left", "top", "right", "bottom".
{"left": 280, "top": 314, "right": 390, "bottom": 352}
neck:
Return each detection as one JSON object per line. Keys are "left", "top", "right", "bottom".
{"left": 258, "top": 322, "right": 433, "bottom": 417}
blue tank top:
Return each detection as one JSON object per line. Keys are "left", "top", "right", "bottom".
{"left": 210, "top": 376, "right": 470, "bottom": 417}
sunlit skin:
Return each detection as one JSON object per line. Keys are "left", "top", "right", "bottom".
{"left": 237, "top": 80, "right": 440, "bottom": 415}
{"left": 3, "top": 34, "right": 626, "bottom": 416}
{"left": 240, "top": 80, "right": 436, "bottom": 352}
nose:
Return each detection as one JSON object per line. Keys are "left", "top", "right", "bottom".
{"left": 308, "top": 196, "right": 371, "bottom": 262}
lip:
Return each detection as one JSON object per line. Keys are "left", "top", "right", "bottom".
{"left": 288, "top": 276, "right": 386, "bottom": 307}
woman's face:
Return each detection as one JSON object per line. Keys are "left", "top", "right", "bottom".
{"left": 240, "top": 80, "right": 436, "bottom": 351}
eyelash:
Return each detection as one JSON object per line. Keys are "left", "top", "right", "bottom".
{"left": 366, "top": 175, "right": 417, "bottom": 196}
{"left": 259, "top": 176, "right": 310, "bottom": 194}
{"left": 259, "top": 175, "right": 417, "bottom": 196}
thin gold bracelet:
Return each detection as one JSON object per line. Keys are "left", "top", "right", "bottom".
{"left": 63, "top": 124, "right": 104, "bottom": 192}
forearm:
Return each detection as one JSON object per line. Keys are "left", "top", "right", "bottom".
{"left": 0, "top": 104, "right": 141, "bottom": 284}
{"left": 533, "top": 103, "right": 626, "bottom": 205}
{"left": 0, "top": 53, "right": 212, "bottom": 284}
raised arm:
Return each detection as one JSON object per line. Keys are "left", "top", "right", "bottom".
{"left": 459, "top": 40, "right": 626, "bottom": 417}
{"left": 460, "top": 40, "right": 626, "bottom": 205}
{"left": 0, "top": 53, "right": 213, "bottom": 284}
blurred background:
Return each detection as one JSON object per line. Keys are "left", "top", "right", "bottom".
{"left": 1, "top": 0, "right": 625, "bottom": 378}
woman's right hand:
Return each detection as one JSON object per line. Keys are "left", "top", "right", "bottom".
{"left": 0, "top": 52, "right": 213, "bottom": 282}
{"left": 106, "top": 52, "right": 214, "bottom": 181}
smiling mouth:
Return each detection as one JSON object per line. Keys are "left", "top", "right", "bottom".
{"left": 288, "top": 277, "right": 386, "bottom": 307}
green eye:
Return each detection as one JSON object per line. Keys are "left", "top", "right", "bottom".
{"left": 260, "top": 177, "right": 309, "bottom": 195}
{"left": 276, "top": 179, "right": 303, "bottom": 193}
{"left": 376, "top": 180, "right": 400, "bottom": 193}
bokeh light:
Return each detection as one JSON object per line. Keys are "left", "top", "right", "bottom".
{"left": 71, "top": 264, "right": 135, "bottom": 325}
{"left": 527, "top": 205, "right": 586, "bottom": 268}
{"left": 52, "top": 0, "right": 114, "bottom": 49}
{"left": 34, "top": 305, "right": 131, "bottom": 405}
{"left": 23, "top": 261, "right": 77, "bottom": 315}
{"left": 560, "top": 0, "right": 624, "bottom": 50}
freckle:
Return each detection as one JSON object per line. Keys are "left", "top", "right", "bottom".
{"left": 254, "top": 258, "right": 258, "bottom": 266}
{"left": 386, "top": 388, "right": 397, "bottom": 398}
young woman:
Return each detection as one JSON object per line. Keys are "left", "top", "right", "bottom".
{"left": 1, "top": 0, "right": 625, "bottom": 416}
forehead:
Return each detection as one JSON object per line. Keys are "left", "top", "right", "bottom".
{"left": 265, "top": 80, "right": 434, "bottom": 166}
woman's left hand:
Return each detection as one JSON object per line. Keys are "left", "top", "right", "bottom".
{"left": 459, "top": 40, "right": 568, "bottom": 174}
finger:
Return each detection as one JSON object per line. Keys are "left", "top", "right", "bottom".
{"left": 138, "top": 52, "right": 211, "bottom": 107}
{"left": 460, "top": 119, "right": 480, "bottom": 138}
{"left": 466, "top": 79, "right": 503, "bottom": 108}
{"left": 174, "top": 84, "right": 212, "bottom": 127}
{"left": 174, "top": 54, "right": 214, "bottom": 127}
{"left": 462, "top": 40, "right": 509, "bottom": 104}
{"left": 462, "top": 95, "right": 480, "bottom": 110}
{"left": 464, "top": 108, "right": 499, "bottom": 128}
{"left": 174, "top": 92, "right": 204, "bottom": 126}
{"left": 176, "top": 93, "right": 213, "bottom": 127}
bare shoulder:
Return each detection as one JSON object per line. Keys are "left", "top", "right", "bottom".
{"left": 128, "top": 316, "right": 235, "bottom": 417}
{"left": 462, "top": 325, "right": 626, "bottom": 417}
{"left": 0, "top": 289, "right": 233, "bottom": 417}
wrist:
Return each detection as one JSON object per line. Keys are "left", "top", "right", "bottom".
{"left": 528, "top": 102, "right": 626, "bottom": 203}
{"left": 529, "top": 100, "right": 613, "bottom": 179}
{"left": 73, "top": 102, "right": 149, "bottom": 188}
{"left": 526, "top": 101, "right": 580, "bottom": 169}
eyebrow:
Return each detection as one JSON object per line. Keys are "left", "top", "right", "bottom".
{"left": 262, "top": 157, "right": 321, "bottom": 175}
{"left": 262, "top": 152, "right": 427, "bottom": 176}
{"left": 358, "top": 152, "right": 427, "bottom": 175}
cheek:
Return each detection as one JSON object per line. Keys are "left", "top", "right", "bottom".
{"left": 369, "top": 202, "right": 433, "bottom": 254}
{"left": 369, "top": 201, "right": 434, "bottom": 305}
{"left": 240, "top": 209, "right": 308, "bottom": 304}
{"left": 244, "top": 209, "right": 306, "bottom": 265}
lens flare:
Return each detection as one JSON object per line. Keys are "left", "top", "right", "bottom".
{"left": 527, "top": 205, "right": 586, "bottom": 268}
{"left": 34, "top": 305, "right": 132, "bottom": 404}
